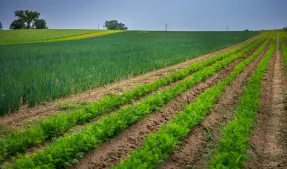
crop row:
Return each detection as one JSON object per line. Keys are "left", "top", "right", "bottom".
{"left": 207, "top": 36, "right": 275, "bottom": 168}
{"left": 112, "top": 37, "right": 270, "bottom": 169}
{"left": 2, "top": 36, "right": 266, "bottom": 169}
{"left": 0, "top": 35, "right": 265, "bottom": 161}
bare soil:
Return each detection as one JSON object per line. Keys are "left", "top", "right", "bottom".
{"left": 0, "top": 36, "right": 257, "bottom": 129}
{"left": 69, "top": 40, "right": 261, "bottom": 169}
{"left": 246, "top": 37, "right": 287, "bottom": 169}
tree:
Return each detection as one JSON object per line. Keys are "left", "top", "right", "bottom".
{"left": 105, "top": 20, "right": 128, "bottom": 30}
{"left": 117, "top": 23, "right": 128, "bottom": 30}
{"left": 9, "top": 19, "right": 25, "bottom": 30}
{"left": 33, "top": 19, "right": 47, "bottom": 29}
{"left": 0, "top": 22, "right": 2, "bottom": 30}
{"left": 14, "top": 10, "right": 40, "bottom": 29}
{"left": 283, "top": 26, "right": 287, "bottom": 31}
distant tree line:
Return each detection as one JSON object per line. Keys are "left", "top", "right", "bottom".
{"left": 2, "top": 11, "right": 127, "bottom": 30}
{"left": 9, "top": 10, "right": 48, "bottom": 30}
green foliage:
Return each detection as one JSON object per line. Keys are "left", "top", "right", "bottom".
{"left": 105, "top": 20, "right": 128, "bottom": 30}
{"left": 9, "top": 19, "right": 25, "bottom": 30}
{"left": 0, "top": 31, "right": 259, "bottom": 115}
{"left": 112, "top": 38, "right": 270, "bottom": 169}
{"left": 3, "top": 36, "right": 265, "bottom": 168}
{"left": 0, "top": 22, "right": 2, "bottom": 30}
{"left": 208, "top": 37, "right": 276, "bottom": 169}
{"left": 33, "top": 19, "right": 47, "bottom": 29}
{"left": 0, "top": 35, "right": 265, "bottom": 162}
{"left": 14, "top": 10, "right": 40, "bottom": 29}
{"left": 282, "top": 27, "right": 287, "bottom": 31}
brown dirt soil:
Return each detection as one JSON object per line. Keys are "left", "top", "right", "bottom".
{"left": 157, "top": 38, "right": 270, "bottom": 169}
{"left": 246, "top": 37, "right": 287, "bottom": 169}
{"left": 69, "top": 39, "right": 262, "bottom": 169}
{"left": 0, "top": 36, "right": 258, "bottom": 129}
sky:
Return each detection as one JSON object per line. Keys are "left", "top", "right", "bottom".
{"left": 0, "top": 0, "right": 286, "bottom": 31}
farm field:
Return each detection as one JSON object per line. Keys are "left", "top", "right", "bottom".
{"left": 0, "top": 29, "right": 122, "bottom": 44}
{"left": 0, "top": 31, "right": 258, "bottom": 115}
{"left": 0, "top": 31, "right": 287, "bottom": 169}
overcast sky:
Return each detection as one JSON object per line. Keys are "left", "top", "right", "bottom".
{"left": 0, "top": 0, "right": 286, "bottom": 31}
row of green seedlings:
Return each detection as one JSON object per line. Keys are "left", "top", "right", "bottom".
{"left": 0, "top": 36, "right": 265, "bottom": 161}
{"left": 281, "top": 34, "right": 287, "bottom": 110}
{"left": 207, "top": 36, "right": 276, "bottom": 168}
{"left": 2, "top": 36, "right": 267, "bottom": 169}
{"left": 111, "top": 37, "right": 271, "bottom": 169}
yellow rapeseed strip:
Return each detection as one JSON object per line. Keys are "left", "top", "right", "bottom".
{"left": 1, "top": 30, "right": 123, "bottom": 45}
{"left": 44, "top": 30, "right": 123, "bottom": 42}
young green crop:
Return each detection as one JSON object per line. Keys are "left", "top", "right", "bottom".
{"left": 112, "top": 38, "right": 271, "bottom": 169}
{"left": 208, "top": 36, "right": 276, "bottom": 169}
{"left": 3, "top": 35, "right": 265, "bottom": 169}
{"left": 0, "top": 35, "right": 265, "bottom": 161}
{"left": 0, "top": 31, "right": 259, "bottom": 115}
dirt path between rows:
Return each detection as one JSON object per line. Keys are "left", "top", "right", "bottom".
{"left": 69, "top": 39, "right": 263, "bottom": 169}
{"left": 246, "top": 37, "right": 287, "bottom": 169}
{"left": 0, "top": 36, "right": 259, "bottom": 128}
{"left": 157, "top": 38, "right": 270, "bottom": 169}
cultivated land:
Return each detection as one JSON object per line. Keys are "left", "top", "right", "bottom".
{"left": 0, "top": 31, "right": 258, "bottom": 115}
{"left": 0, "top": 30, "right": 287, "bottom": 169}
{"left": 0, "top": 29, "right": 121, "bottom": 44}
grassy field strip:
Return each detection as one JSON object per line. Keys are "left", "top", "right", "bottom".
{"left": 2, "top": 37, "right": 267, "bottom": 169}
{"left": 281, "top": 34, "right": 287, "bottom": 67}
{"left": 111, "top": 38, "right": 271, "bottom": 169}
{"left": 207, "top": 37, "right": 276, "bottom": 168}
{"left": 0, "top": 36, "right": 266, "bottom": 160}
{"left": 0, "top": 30, "right": 122, "bottom": 45}
{"left": 0, "top": 31, "right": 260, "bottom": 115}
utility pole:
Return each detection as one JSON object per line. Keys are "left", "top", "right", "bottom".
{"left": 165, "top": 24, "right": 167, "bottom": 31}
